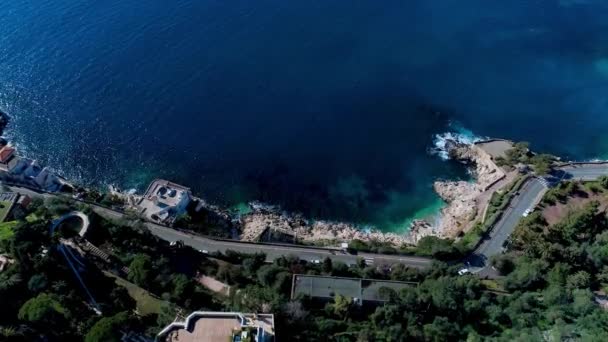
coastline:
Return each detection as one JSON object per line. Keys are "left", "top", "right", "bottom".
{"left": 208, "top": 138, "right": 514, "bottom": 247}
{"left": 0, "top": 108, "right": 513, "bottom": 247}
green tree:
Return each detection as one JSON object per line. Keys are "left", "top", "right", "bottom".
{"left": 504, "top": 258, "right": 547, "bottom": 290}
{"left": 18, "top": 293, "right": 68, "bottom": 323}
{"left": 588, "top": 231, "right": 608, "bottom": 268}
{"left": 322, "top": 257, "right": 333, "bottom": 274}
{"left": 530, "top": 154, "right": 554, "bottom": 175}
{"left": 170, "top": 274, "right": 191, "bottom": 302}
{"left": 85, "top": 311, "right": 129, "bottom": 342}
{"left": 416, "top": 236, "right": 460, "bottom": 260}
{"left": 330, "top": 294, "right": 352, "bottom": 320}
{"left": 490, "top": 254, "right": 515, "bottom": 275}
{"left": 256, "top": 264, "right": 284, "bottom": 287}
{"left": 174, "top": 213, "right": 192, "bottom": 227}
{"left": 599, "top": 175, "right": 608, "bottom": 189}
{"left": 27, "top": 274, "right": 48, "bottom": 293}
{"left": 566, "top": 271, "right": 591, "bottom": 291}
{"left": 423, "top": 316, "right": 460, "bottom": 342}
{"left": 127, "top": 254, "right": 152, "bottom": 286}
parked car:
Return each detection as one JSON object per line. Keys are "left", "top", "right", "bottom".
{"left": 458, "top": 268, "right": 470, "bottom": 276}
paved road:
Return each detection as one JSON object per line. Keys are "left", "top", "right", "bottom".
{"left": 50, "top": 211, "right": 90, "bottom": 237}
{"left": 558, "top": 163, "right": 608, "bottom": 181}
{"left": 9, "top": 162, "right": 608, "bottom": 274}
{"left": 468, "top": 177, "right": 548, "bottom": 274}
{"left": 469, "top": 164, "right": 608, "bottom": 276}
{"left": 91, "top": 206, "right": 433, "bottom": 269}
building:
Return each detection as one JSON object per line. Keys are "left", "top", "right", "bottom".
{"left": 157, "top": 311, "right": 274, "bottom": 342}
{"left": 0, "top": 145, "right": 15, "bottom": 164}
{"left": 137, "top": 179, "right": 192, "bottom": 224}
{"left": 0, "top": 192, "right": 30, "bottom": 222}
{"left": 291, "top": 274, "right": 417, "bottom": 305}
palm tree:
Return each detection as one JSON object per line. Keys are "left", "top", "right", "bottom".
{"left": 0, "top": 273, "right": 22, "bottom": 290}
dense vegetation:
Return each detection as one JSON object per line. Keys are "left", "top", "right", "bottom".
{"left": 3, "top": 181, "right": 608, "bottom": 341}
{"left": 0, "top": 197, "right": 217, "bottom": 341}
{"left": 494, "top": 141, "right": 556, "bottom": 175}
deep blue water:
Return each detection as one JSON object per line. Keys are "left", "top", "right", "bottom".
{"left": 1, "top": 0, "right": 608, "bottom": 232}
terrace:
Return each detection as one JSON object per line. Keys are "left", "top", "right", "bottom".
{"left": 137, "top": 179, "right": 192, "bottom": 224}
{"left": 158, "top": 311, "right": 274, "bottom": 342}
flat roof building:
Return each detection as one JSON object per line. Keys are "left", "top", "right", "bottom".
{"left": 291, "top": 274, "right": 417, "bottom": 305}
{"left": 157, "top": 311, "right": 274, "bottom": 342}
{"left": 138, "top": 179, "right": 192, "bottom": 224}
{"left": 0, "top": 145, "right": 15, "bottom": 164}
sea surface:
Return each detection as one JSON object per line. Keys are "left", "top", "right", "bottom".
{"left": 1, "top": 0, "right": 608, "bottom": 232}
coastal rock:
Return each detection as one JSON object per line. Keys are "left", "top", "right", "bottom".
{"left": 238, "top": 138, "right": 508, "bottom": 246}
{"left": 239, "top": 206, "right": 410, "bottom": 245}
{"left": 403, "top": 219, "right": 438, "bottom": 244}
{"left": 425, "top": 139, "right": 506, "bottom": 238}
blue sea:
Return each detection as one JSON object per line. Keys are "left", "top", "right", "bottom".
{"left": 1, "top": 0, "right": 608, "bottom": 232}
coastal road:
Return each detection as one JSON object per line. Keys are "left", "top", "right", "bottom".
{"left": 469, "top": 163, "right": 608, "bottom": 275}
{"left": 558, "top": 163, "right": 608, "bottom": 181}
{"left": 469, "top": 177, "right": 548, "bottom": 273}
{"left": 10, "top": 162, "right": 608, "bottom": 275}
{"left": 90, "top": 206, "right": 433, "bottom": 269}
{"left": 2, "top": 182, "right": 433, "bottom": 269}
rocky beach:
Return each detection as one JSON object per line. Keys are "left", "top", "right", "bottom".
{"left": 237, "top": 138, "right": 513, "bottom": 246}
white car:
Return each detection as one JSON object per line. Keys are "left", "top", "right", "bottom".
{"left": 312, "top": 259, "right": 321, "bottom": 264}
{"left": 458, "top": 268, "right": 470, "bottom": 276}
{"left": 199, "top": 249, "right": 209, "bottom": 254}
{"left": 523, "top": 208, "right": 532, "bottom": 217}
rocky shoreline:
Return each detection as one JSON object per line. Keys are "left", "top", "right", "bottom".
{"left": 237, "top": 138, "right": 510, "bottom": 246}
{"left": 0, "top": 106, "right": 506, "bottom": 246}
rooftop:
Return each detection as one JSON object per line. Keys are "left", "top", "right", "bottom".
{"left": 291, "top": 274, "right": 417, "bottom": 303}
{"left": 158, "top": 312, "right": 274, "bottom": 342}
{"left": 0, "top": 145, "right": 15, "bottom": 163}
{"left": 138, "top": 179, "right": 192, "bottom": 223}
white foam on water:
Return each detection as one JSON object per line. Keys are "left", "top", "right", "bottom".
{"left": 429, "top": 123, "right": 486, "bottom": 160}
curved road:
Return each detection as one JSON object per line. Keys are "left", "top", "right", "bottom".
{"left": 470, "top": 163, "right": 608, "bottom": 276}
{"left": 91, "top": 206, "right": 433, "bottom": 269}
{"left": 8, "top": 162, "right": 608, "bottom": 273}
{"left": 50, "top": 211, "right": 90, "bottom": 237}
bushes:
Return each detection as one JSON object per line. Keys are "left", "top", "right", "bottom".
{"left": 85, "top": 312, "right": 130, "bottom": 342}
{"left": 542, "top": 181, "right": 580, "bottom": 205}
{"left": 18, "top": 293, "right": 68, "bottom": 323}
{"left": 127, "top": 254, "right": 152, "bottom": 286}
{"left": 599, "top": 175, "right": 608, "bottom": 189}
{"left": 347, "top": 239, "right": 421, "bottom": 257}
{"left": 416, "top": 236, "right": 462, "bottom": 260}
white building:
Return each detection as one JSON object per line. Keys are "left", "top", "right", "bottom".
{"left": 137, "top": 179, "right": 192, "bottom": 224}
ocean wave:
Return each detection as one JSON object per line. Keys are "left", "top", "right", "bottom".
{"left": 430, "top": 123, "right": 486, "bottom": 160}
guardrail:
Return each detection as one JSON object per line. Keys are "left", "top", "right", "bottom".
{"left": 557, "top": 161, "right": 608, "bottom": 168}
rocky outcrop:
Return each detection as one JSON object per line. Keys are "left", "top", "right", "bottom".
{"left": 424, "top": 140, "right": 506, "bottom": 238}
{"left": 238, "top": 139, "right": 507, "bottom": 246}
{"left": 239, "top": 208, "right": 410, "bottom": 245}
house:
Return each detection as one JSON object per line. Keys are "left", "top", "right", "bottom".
{"left": 137, "top": 179, "right": 192, "bottom": 224}
{"left": 157, "top": 311, "right": 274, "bottom": 342}
{"left": 0, "top": 145, "right": 15, "bottom": 164}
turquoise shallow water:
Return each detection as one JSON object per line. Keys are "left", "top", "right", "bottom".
{"left": 1, "top": 0, "right": 608, "bottom": 232}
